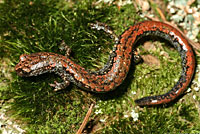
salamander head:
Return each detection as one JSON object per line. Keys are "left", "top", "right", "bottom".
{"left": 15, "top": 52, "right": 59, "bottom": 77}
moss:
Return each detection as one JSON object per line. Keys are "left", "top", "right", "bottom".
{"left": 0, "top": 0, "right": 199, "bottom": 133}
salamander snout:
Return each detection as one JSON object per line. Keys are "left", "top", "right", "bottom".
{"left": 15, "top": 54, "right": 33, "bottom": 77}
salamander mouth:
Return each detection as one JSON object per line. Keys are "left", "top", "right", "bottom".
{"left": 15, "top": 59, "right": 32, "bottom": 77}
{"left": 15, "top": 64, "right": 30, "bottom": 77}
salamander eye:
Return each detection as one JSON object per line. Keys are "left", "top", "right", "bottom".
{"left": 40, "top": 55, "right": 47, "bottom": 59}
{"left": 15, "top": 66, "right": 31, "bottom": 77}
{"left": 19, "top": 54, "right": 28, "bottom": 61}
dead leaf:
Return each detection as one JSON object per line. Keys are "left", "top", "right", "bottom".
{"left": 142, "top": 41, "right": 157, "bottom": 51}
{"left": 141, "top": 55, "right": 160, "bottom": 67}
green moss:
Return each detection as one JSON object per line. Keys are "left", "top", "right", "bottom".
{"left": 0, "top": 0, "right": 199, "bottom": 133}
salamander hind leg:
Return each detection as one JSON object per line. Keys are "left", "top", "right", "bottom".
{"left": 59, "top": 40, "right": 71, "bottom": 57}
{"left": 90, "top": 22, "right": 119, "bottom": 43}
{"left": 132, "top": 50, "right": 143, "bottom": 64}
{"left": 50, "top": 71, "right": 71, "bottom": 91}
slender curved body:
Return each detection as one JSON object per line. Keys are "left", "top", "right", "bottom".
{"left": 15, "top": 21, "right": 195, "bottom": 106}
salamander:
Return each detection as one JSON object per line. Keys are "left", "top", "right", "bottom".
{"left": 15, "top": 21, "right": 196, "bottom": 106}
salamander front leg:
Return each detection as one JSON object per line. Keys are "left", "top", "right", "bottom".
{"left": 49, "top": 80, "right": 70, "bottom": 91}
{"left": 50, "top": 71, "right": 71, "bottom": 91}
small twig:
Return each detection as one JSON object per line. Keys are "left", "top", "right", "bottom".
{"left": 149, "top": 0, "right": 166, "bottom": 21}
{"left": 76, "top": 103, "right": 95, "bottom": 134}
{"left": 156, "top": 8, "right": 166, "bottom": 21}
